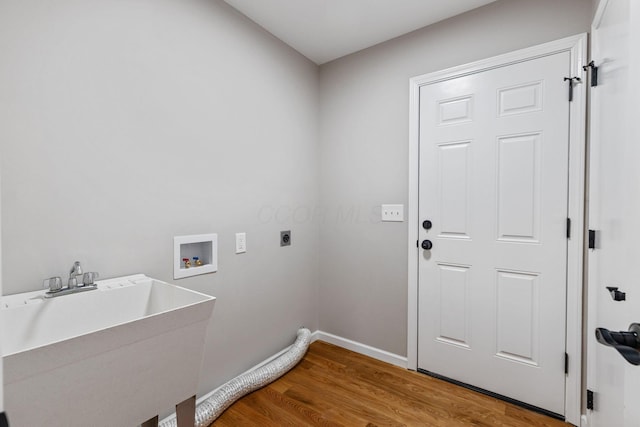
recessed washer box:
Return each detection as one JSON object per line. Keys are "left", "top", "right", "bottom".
{"left": 174, "top": 233, "right": 218, "bottom": 279}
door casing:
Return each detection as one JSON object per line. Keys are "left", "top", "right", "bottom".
{"left": 407, "top": 33, "right": 587, "bottom": 426}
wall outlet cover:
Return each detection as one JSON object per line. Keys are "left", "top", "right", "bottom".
{"left": 235, "top": 232, "right": 247, "bottom": 254}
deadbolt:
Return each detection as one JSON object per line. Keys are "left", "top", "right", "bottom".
{"left": 422, "top": 220, "right": 432, "bottom": 230}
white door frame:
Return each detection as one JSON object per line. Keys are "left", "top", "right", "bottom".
{"left": 407, "top": 33, "right": 587, "bottom": 426}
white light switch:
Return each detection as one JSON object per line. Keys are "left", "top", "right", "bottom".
{"left": 381, "top": 204, "right": 404, "bottom": 222}
{"left": 235, "top": 232, "right": 246, "bottom": 254}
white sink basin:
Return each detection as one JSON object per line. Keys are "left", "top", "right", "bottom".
{"left": 1, "top": 274, "right": 215, "bottom": 427}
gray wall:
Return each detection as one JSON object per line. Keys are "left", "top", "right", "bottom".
{"left": 0, "top": 0, "right": 319, "bottom": 403}
{"left": 317, "top": 0, "right": 592, "bottom": 357}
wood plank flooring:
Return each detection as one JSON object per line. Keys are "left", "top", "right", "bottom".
{"left": 212, "top": 341, "right": 570, "bottom": 427}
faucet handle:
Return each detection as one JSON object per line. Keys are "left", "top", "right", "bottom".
{"left": 43, "top": 277, "right": 63, "bottom": 293}
{"left": 82, "top": 272, "right": 99, "bottom": 286}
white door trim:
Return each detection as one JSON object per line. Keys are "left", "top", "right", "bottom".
{"left": 593, "top": 0, "right": 610, "bottom": 30}
{"left": 407, "top": 33, "right": 587, "bottom": 426}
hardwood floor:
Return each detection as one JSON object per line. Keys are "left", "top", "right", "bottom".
{"left": 212, "top": 341, "right": 570, "bottom": 427}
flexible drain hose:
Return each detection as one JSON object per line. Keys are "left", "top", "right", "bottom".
{"left": 159, "top": 327, "right": 311, "bottom": 427}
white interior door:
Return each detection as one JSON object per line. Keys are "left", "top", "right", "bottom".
{"left": 417, "top": 51, "right": 572, "bottom": 416}
{"left": 0, "top": 173, "right": 3, "bottom": 420}
{"left": 0, "top": 164, "right": 3, "bottom": 420}
{"left": 587, "top": 1, "right": 640, "bottom": 426}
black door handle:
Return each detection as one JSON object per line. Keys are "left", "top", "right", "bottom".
{"left": 421, "top": 240, "right": 433, "bottom": 250}
{"left": 595, "top": 323, "right": 640, "bottom": 365}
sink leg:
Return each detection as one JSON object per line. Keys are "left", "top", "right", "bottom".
{"left": 176, "top": 395, "right": 196, "bottom": 427}
{"left": 141, "top": 415, "right": 159, "bottom": 427}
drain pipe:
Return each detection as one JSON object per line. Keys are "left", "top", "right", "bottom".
{"left": 160, "top": 328, "right": 311, "bottom": 427}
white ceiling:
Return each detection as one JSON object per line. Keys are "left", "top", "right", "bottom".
{"left": 223, "top": 0, "right": 498, "bottom": 64}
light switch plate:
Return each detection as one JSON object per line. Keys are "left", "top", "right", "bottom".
{"left": 235, "top": 232, "right": 246, "bottom": 254}
{"left": 381, "top": 204, "right": 404, "bottom": 222}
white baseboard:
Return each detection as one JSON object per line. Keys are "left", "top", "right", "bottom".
{"left": 160, "top": 330, "right": 408, "bottom": 424}
{"left": 312, "top": 330, "right": 408, "bottom": 369}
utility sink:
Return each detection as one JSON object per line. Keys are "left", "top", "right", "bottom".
{"left": 1, "top": 274, "right": 215, "bottom": 427}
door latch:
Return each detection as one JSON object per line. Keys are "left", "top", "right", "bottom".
{"left": 606, "top": 286, "right": 626, "bottom": 301}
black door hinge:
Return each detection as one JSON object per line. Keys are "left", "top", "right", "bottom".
{"left": 583, "top": 61, "right": 599, "bottom": 87}
{"left": 588, "top": 229, "right": 597, "bottom": 249}
{"left": 566, "top": 218, "right": 571, "bottom": 239}
{"left": 587, "top": 389, "right": 595, "bottom": 410}
{"left": 564, "top": 77, "right": 581, "bottom": 101}
{"left": 565, "top": 352, "right": 569, "bottom": 374}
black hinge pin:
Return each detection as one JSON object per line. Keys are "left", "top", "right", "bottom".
{"left": 583, "top": 61, "right": 599, "bottom": 87}
{"left": 566, "top": 218, "right": 571, "bottom": 239}
{"left": 565, "top": 352, "right": 569, "bottom": 374}
{"left": 564, "top": 76, "right": 581, "bottom": 101}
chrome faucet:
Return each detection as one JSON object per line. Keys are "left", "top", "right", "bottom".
{"left": 43, "top": 261, "right": 99, "bottom": 298}
{"left": 68, "top": 261, "right": 83, "bottom": 288}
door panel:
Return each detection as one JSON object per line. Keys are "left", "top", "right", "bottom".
{"left": 497, "top": 132, "right": 541, "bottom": 242}
{"left": 437, "top": 263, "right": 470, "bottom": 347}
{"left": 498, "top": 81, "right": 543, "bottom": 116}
{"left": 496, "top": 270, "right": 539, "bottom": 365}
{"left": 418, "top": 52, "right": 570, "bottom": 415}
{"left": 437, "top": 141, "right": 471, "bottom": 238}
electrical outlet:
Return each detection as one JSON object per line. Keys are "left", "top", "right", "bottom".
{"left": 280, "top": 230, "right": 291, "bottom": 246}
{"left": 235, "top": 232, "right": 246, "bottom": 254}
{"left": 381, "top": 204, "right": 404, "bottom": 222}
